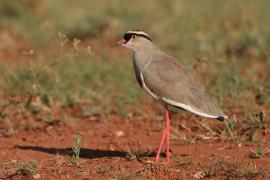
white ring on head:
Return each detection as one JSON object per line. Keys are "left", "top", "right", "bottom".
{"left": 127, "top": 30, "right": 149, "bottom": 37}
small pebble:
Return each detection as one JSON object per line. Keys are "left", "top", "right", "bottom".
{"left": 33, "top": 174, "right": 41, "bottom": 179}
{"left": 115, "top": 131, "right": 124, "bottom": 137}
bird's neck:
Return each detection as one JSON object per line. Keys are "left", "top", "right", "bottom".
{"left": 133, "top": 49, "right": 156, "bottom": 71}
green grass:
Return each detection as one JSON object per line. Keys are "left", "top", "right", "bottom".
{"left": 70, "top": 135, "right": 82, "bottom": 166}
{"left": 249, "top": 149, "right": 266, "bottom": 159}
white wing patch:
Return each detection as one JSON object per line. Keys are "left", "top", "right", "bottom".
{"left": 140, "top": 73, "right": 159, "bottom": 99}
{"left": 162, "top": 97, "right": 219, "bottom": 119}
{"left": 139, "top": 72, "right": 226, "bottom": 119}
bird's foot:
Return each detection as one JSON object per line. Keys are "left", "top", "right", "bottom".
{"left": 155, "top": 151, "right": 171, "bottom": 164}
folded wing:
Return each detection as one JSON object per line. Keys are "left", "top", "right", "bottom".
{"left": 141, "top": 56, "right": 226, "bottom": 120}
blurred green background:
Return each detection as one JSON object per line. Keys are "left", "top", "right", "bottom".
{"left": 0, "top": 0, "right": 269, "bottom": 118}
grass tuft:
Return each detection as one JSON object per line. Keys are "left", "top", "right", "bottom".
{"left": 13, "top": 160, "right": 38, "bottom": 177}
{"left": 206, "top": 158, "right": 264, "bottom": 179}
{"left": 70, "top": 135, "right": 81, "bottom": 166}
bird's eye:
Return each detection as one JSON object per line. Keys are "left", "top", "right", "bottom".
{"left": 132, "top": 35, "right": 136, "bottom": 39}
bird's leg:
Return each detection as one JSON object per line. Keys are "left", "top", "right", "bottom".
{"left": 155, "top": 125, "right": 167, "bottom": 163}
{"left": 155, "top": 105, "right": 170, "bottom": 163}
{"left": 165, "top": 105, "right": 170, "bottom": 163}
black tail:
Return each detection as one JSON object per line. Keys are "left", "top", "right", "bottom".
{"left": 216, "top": 116, "right": 225, "bottom": 121}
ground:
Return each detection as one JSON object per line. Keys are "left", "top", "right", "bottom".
{"left": 1, "top": 1, "right": 270, "bottom": 179}
{"left": 0, "top": 103, "right": 270, "bottom": 179}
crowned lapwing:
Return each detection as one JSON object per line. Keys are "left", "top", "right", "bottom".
{"left": 116, "top": 30, "right": 228, "bottom": 164}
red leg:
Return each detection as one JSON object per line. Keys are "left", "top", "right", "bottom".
{"left": 165, "top": 106, "right": 170, "bottom": 163}
{"left": 155, "top": 123, "right": 167, "bottom": 163}
{"left": 155, "top": 105, "right": 170, "bottom": 163}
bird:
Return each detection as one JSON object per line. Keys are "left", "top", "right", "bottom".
{"left": 115, "top": 30, "right": 228, "bottom": 164}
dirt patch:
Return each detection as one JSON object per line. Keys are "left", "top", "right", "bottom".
{"left": 1, "top": 112, "right": 270, "bottom": 179}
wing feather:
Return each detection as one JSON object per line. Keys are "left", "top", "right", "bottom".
{"left": 141, "top": 55, "right": 225, "bottom": 118}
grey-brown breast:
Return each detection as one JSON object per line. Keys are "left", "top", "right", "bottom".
{"left": 136, "top": 51, "right": 226, "bottom": 119}
{"left": 132, "top": 54, "right": 143, "bottom": 88}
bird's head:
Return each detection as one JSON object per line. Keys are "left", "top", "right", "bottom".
{"left": 115, "top": 30, "right": 153, "bottom": 51}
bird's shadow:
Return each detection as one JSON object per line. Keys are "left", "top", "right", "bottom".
{"left": 15, "top": 145, "right": 159, "bottom": 159}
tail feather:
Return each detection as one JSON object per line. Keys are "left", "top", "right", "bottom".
{"left": 216, "top": 115, "right": 228, "bottom": 121}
